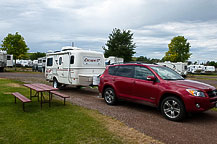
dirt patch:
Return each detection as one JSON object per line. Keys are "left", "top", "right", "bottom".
{"left": 0, "top": 78, "right": 5, "bottom": 79}
{"left": 6, "top": 83, "right": 21, "bottom": 88}
{"left": 85, "top": 110, "right": 163, "bottom": 144}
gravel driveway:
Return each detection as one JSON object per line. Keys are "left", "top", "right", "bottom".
{"left": 1, "top": 72, "right": 217, "bottom": 144}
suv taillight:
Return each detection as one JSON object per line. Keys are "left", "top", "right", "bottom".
{"left": 100, "top": 74, "right": 104, "bottom": 79}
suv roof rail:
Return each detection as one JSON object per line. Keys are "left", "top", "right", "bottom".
{"left": 108, "top": 62, "right": 157, "bottom": 66}
{"left": 126, "top": 61, "right": 153, "bottom": 65}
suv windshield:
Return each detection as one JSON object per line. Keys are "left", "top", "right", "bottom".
{"left": 150, "top": 66, "right": 184, "bottom": 80}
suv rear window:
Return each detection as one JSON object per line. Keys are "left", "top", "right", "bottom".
{"left": 116, "top": 65, "right": 134, "bottom": 78}
{"left": 108, "top": 66, "right": 118, "bottom": 75}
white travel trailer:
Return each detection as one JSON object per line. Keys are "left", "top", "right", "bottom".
{"left": 105, "top": 56, "right": 124, "bottom": 65}
{"left": 6, "top": 55, "right": 13, "bottom": 67}
{"left": 32, "top": 60, "right": 38, "bottom": 71}
{"left": 157, "top": 62, "right": 188, "bottom": 76}
{"left": 38, "top": 57, "right": 46, "bottom": 72}
{"left": 187, "top": 65, "right": 204, "bottom": 74}
{"left": 17, "top": 59, "right": 32, "bottom": 67}
{"left": 0, "top": 51, "right": 7, "bottom": 72}
{"left": 202, "top": 66, "right": 215, "bottom": 73}
{"left": 45, "top": 46, "right": 105, "bottom": 88}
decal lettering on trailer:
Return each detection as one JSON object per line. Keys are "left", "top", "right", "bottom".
{"left": 83, "top": 57, "right": 101, "bottom": 65}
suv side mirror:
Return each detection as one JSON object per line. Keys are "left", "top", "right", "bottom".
{"left": 147, "top": 76, "right": 156, "bottom": 81}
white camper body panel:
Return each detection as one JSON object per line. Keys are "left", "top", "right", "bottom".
{"left": 0, "top": 51, "right": 7, "bottom": 71}
{"left": 202, "top": 66, "right": 215, "bottom": 73}
{"left": 157, "top": 62, "right": 188, "bottom": 76}
{"left": 20, "top": 60, "right": 33, "bottom": 67}
{"left": 105, "top": 56, "right": 124, "bottom": 65}
{"left": 6, "top": 55, "right": 13, "bottom": 67}
{"left": 38, "top": 57, "right": 46, "bottom": 72}
{"left": 45, "top": 47, "right": 105, "bottom": 86}
{"left": 187, "top": 65, "right": 204, "bottom": 74}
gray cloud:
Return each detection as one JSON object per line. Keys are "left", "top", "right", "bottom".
{"left": 0, "top": 0, "right": 217, "bottom": 61}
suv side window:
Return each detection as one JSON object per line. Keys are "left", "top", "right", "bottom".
{"left": 108, "top": 66, "right": 118, "bottom": 75}
{"left": 116, "top": 65, "right": 134, "bottom": 78}
{"left": 134, "top": 66, "right": 154, "bottom": 80}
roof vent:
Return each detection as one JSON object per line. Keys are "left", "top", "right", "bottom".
{"left": 54, "top": 50, "right": 61, "bottom": 53}
{"left": 61, "top": 46, "right": 81, "bottom": 51}
{"left": 47, "top": 50, "right": 53, "bottom": 53}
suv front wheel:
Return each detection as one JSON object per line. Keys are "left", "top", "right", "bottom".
{"left": 103, "top": 87, "right": 117, "bottom": 105}
{"left": 161, "top": 96, "right": 186, "bottom": 121}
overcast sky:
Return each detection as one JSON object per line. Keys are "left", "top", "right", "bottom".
{"left": 0, "top": 0, "right": 217, "bottom": 62}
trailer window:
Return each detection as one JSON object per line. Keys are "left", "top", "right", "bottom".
{"left": 59, "top": 57, "right": 62, "bottom": 65}
{"left": 7, "top": 55, "right": 11, "bottom": 60}
{"left": 70, "top": 56, "right": 74, "bottom": 64}
{"left": 47, "top": 58, "right": 53, "bottom": 66}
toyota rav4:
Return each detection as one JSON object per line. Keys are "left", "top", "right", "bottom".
{"left": 98, "top": 63, "right": 217, "bottom": 121}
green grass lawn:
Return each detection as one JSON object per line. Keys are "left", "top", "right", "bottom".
{"left": 0, "top": 79, "right": 122, "bottom": 144}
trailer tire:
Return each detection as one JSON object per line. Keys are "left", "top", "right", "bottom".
{"left": 53, "top": 78, "right": 61, "bottom": 88}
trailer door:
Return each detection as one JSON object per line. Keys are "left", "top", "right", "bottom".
{"left": 57, "top": 56, "right": 64, "bottom": 83}
{"left": 57, "top": 54, "right": 70, "bottom": 84}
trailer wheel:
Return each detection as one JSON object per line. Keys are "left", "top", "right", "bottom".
{"left": 53, "top": 78, "right": 61, "bottom": 88}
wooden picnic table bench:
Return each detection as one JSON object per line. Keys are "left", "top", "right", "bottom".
{"left": 24, "top": 83, "right": 58, "bottom": 108}
{"left": 50, "top": 91, "right": 70, "bottom": 105}
{"left": 12, "top": 92, "right": 32, "bottom": 111}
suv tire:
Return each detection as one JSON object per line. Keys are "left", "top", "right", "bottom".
{"left": 161, "top": 96, "right": 186, "bottom": 121}
{"left": 103, "top": 87, "right": 117, "bottom": 105}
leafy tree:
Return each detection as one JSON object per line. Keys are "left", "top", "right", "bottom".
{"left": 136, "top": 56, "right": 161, "bottom": 64}
{"left": 136, "top": 56, "right": 149, "bottom": 62}
{"left": 30, "top": 52, "right": 46, "bottom": 61}
{"left": 163, "top": 36, "right": 191, "bottom": 62}
{"left": 103, "top": 28, "right": 136, "bottom": 62}
{"left": 206, "top": 61, "right": 217, "bottom": 68}
{"left": 1, "top": 32, "right": 29, "bottom": 69}
{"left": 187, "top": 61, "right": 192, "bottom": 65}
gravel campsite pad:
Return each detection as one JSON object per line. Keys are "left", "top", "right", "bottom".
{"left": 1, "top": 72, "right": 217, "bottom": 144}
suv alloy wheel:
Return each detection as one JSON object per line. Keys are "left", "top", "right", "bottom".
{"left": 103, "top": 87, "right": 117, "bottom": 105}
{"left": 161, "top": 96, "right": 186, "bottom": 121}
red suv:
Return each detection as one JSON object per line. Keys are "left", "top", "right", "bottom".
{"left": 98, "top": 63, "right": 217, "bottom": 121}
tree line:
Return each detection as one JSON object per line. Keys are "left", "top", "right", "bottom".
{"left": 1, "top": 30, "right": 217, "bottom": 68}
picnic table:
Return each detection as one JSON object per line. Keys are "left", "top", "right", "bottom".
{"left": 23, "top": 83, "right": 58, "bottom": 108}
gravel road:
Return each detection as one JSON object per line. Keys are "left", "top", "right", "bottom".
{"left": 1, "top": 72, "right": 217, "bottom": 144}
